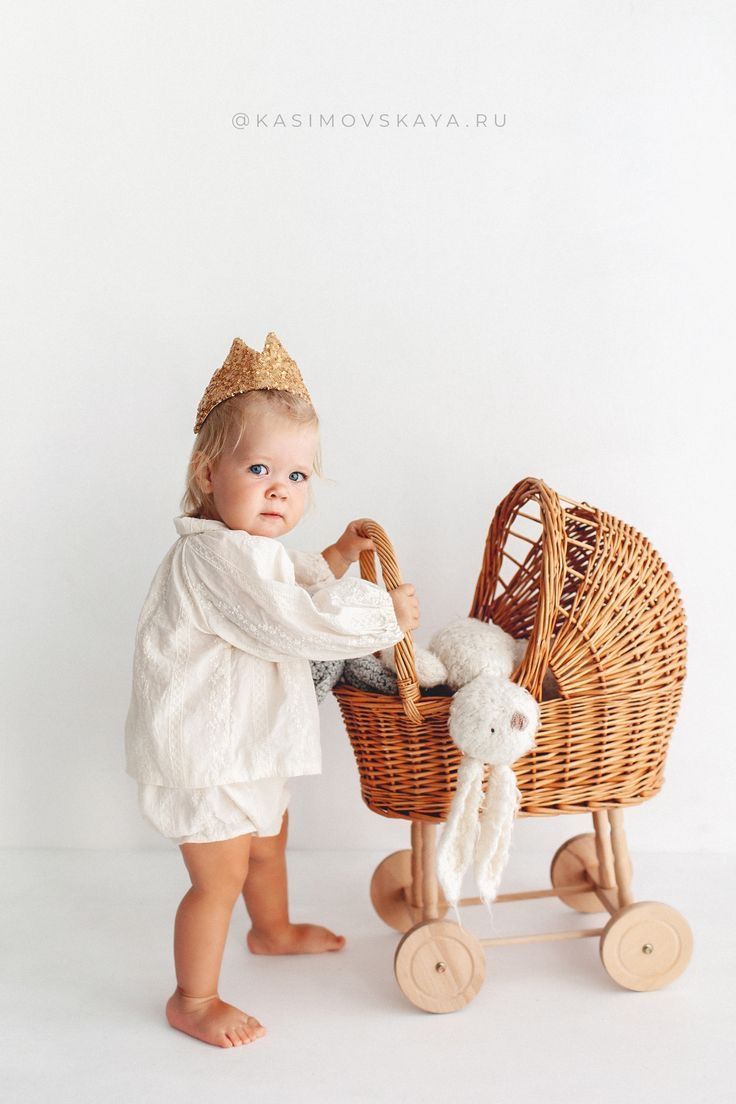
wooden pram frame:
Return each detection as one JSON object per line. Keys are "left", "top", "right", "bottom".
{"left": 333, "top": 477, "right": 692, "bottom": 1012}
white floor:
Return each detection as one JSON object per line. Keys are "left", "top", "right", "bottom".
{"left": 1, "top": 846, "right": 734, "bottom": 1104}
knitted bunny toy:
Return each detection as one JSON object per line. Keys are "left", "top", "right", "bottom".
{"left": 381, "top": 616, "right": 540, "bottom": 916}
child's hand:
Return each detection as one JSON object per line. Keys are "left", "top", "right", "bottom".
{"left": 390, "top": 583, "right": 420, "bottom": 633}
{"left": 334, "top": 519, "right": 379, "bottom": 565}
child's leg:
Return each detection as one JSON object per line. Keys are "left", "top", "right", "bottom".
{"left": 241, "top": 809, "right": 290, "bottom": 937}
{"left": 241, "top": 810, "right": 347, "bottom": 955}
{"left": 175, "top": 834, "right": 252, "bottom": 994}
{"left": 166, "top": 834, "right": 266, "bottom": 1048}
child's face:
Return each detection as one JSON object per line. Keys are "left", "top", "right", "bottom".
{"left": 198, "top": 411, "right": 318, "bottom": 536}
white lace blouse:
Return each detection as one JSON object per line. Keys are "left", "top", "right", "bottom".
{"left": 124, "top": 515, "right": 405, "bottom": 787}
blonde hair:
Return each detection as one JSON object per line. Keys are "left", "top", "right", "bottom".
{"left": 180, "top": 389, "right": 324, "bottom": 519}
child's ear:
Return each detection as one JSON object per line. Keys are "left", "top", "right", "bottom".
{"left": 192, "top": 450, "right": 213, "bottom": 493}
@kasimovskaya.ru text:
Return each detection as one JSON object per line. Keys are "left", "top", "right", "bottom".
{"left": 231, "top": 112, "right": 508, "bottom": 130}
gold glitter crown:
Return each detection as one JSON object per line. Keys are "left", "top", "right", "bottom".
{"left": 194, "top": 332, "right": 313, "bottom": 433}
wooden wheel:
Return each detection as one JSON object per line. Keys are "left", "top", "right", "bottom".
{"left": 550, "top": 833, "right": 606, "bottom": 913}
{"left": 370, "top": 850, "right": 448, "bottom": 933}
{"left": 600, "top": 902, "right": 693, "bottom": 991}
{"left": 394, "top": 920, "right": 486, "bottom": 1013}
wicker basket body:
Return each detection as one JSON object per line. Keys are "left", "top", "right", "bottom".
{"left": 333, "top": 477, "right": 687, "bottom": 822}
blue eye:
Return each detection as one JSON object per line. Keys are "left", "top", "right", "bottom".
{"left": 249, "top": 464, "right": 267, "bottom": 475}
{"left": 289, "top": 472, "right": 307, "bottom": 482}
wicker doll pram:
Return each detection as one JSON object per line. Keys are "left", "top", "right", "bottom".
{"left": 332, "top": 476, "right": 691, "bottom": 1012}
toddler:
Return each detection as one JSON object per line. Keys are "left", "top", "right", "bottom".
{"left": 124, "top": 333, "right": 420, "bottom": 1048}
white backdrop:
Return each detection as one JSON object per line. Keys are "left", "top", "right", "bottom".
{"left": 2, "top": 1, "right": 733, "bottom": 856}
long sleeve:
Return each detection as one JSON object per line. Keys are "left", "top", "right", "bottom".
{"left": 283, "top": 547, "right": 336, "bottom": 591}
{"left": 181, "top": 532, "right": 404, "bottom": 663}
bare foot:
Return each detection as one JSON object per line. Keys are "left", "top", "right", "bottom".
{"left": 165, "top": 988, "right": 267, "bottom": 1048}
{"left": 247, "top": 922, "right": 346, "bottom": 955}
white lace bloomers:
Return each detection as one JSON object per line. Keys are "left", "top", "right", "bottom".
{"left": 124, "top": 516, "right": 405, "bottom": 787}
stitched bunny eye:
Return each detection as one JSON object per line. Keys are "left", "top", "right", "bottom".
{"left": 490, "top": 727, "right": 495, "bottom": 734}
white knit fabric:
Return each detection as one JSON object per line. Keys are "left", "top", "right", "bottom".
{"left": 475, "top": 765, "right": 522, "bottom": 907}
{"left": 124, "top": 516, "right": 404, "bottom": 787}
{"left": 435, "top": 757, "right": 484, "bottom": 908}
{"left": 427, "top": 622, "right": 540, "bottom": 914}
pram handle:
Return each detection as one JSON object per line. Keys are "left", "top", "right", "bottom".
{"left": 470, "top": 476, "right": 571, "bottom": 701}
{"left": 355, "top": 520, "right": 424, "bottom": 725}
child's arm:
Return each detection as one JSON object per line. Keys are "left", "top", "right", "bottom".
{"left": 320, "top": 519, "right": 378, "bottom": 581}
{"left": 181, "top": 532, "right": 407, "bottom": 664}
{"left": 319, "top": 544, "right": 350, "bottom": 580}
{"left": 285, "top": 548, "right": 337, "bottom": 589}
{"left": 287, "top": 520, "right": 380, "bottom": 586}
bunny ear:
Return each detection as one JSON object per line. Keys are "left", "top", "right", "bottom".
{"left": 474, "top": 765, "right": 521, "bottom": 912}
{"left": 436, "top": 757, "right": 485, "bottom": 913}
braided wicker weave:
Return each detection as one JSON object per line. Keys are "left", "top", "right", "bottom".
{"left": 332, "top": 476, "right": 687, "bottom": 822}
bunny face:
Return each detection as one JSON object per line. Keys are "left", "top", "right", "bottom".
{"left": 448, "top": 674, "right": 539, "bottom": 765}
{"left": 428, "top": 617, "right": 520, "bottom": 689}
